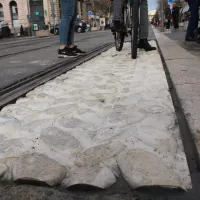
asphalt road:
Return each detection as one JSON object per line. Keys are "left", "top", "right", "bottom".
{"left": 0, "top": 26, "right": 157, "bottom": 90}
{"left": 0, "top": 31, "right": 114, "bottom": 90}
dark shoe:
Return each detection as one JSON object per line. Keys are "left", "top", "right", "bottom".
{"left": 58, "top": 48, "right": 77, "bottom": 58}
{"left": 70, "top": 45, "right": 86, "bottom": 54}
{"left": 112, "top": 20, "right": 124, "bottom": 32}
{"left": 138, "top": 39, "right": 157, "bottom": 51}
{"left": 185, "top": 37, "right": 195, "bottom": 41}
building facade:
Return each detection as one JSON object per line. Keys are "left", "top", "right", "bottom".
{"left": 0, "top": 0, "right": 91, "bottom": 32}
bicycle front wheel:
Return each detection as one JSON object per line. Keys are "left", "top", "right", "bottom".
{"left": 115, "top": 31, "right": 125, "bottom": 51}
{"left": 131, "top": 0, "right": 139, "bottom": 59}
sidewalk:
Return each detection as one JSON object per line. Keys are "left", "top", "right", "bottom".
{"left": 153, "top": 27, "right": 200, "bottom": 169}
{"left": 160, "top": 26, "right": 200, "bottom": 58}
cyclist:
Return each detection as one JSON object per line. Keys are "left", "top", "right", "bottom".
{"left": 112, "top": 0, "right": 156, "bottom": 51}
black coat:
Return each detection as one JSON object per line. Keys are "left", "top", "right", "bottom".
{"left": 172, "top": 6, "right": 179, "bottom": 20}
{"left": 165, "top": 8, "right": 171, "bottom": 20}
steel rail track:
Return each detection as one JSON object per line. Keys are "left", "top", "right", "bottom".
{"left": 0, "top": 42, "right": 114, "bottom": 110}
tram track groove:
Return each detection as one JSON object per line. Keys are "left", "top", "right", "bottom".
{"left": 0, "top": 42, "right": 114, "bottom": 110}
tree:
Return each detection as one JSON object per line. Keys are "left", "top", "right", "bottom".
{"left": 92, "top": 0, "right": 112, "bottom": 17}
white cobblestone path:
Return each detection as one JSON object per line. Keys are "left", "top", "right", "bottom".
{"left": 0, "top": 42, "right": 192, "bottom": 189}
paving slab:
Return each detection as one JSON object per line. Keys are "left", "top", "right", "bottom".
{"left": 153, "top": 28, "right": 196, "bottom": 60}
{"left": 165, "top": 59, "right": 200, "bottom": 85}
{"left": 0, "top": 41, "right": 191, "bottom": 190}
{"left": 153, "top": 27, "right": 200, "bottom": 170}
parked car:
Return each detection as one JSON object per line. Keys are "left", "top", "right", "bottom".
{"left": 50, "top": 19, "right": 87, "bottom": 35}
{"left": 75, "top": 19, "right": 87, "bottom": 33}
{"left": 50, "top": 24, "right": 59, "bottom": 35}
{"left": 0, "top": 22, "right": 11, "bottom": 39}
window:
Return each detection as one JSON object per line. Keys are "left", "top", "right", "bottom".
{"left": 0, "top": 3, "right": 4, "bottom": 22}
{"left": 10, "top": 1, "right": 19, "bottom": 27}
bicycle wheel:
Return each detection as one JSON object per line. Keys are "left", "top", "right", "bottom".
{"left": 115, "top": 31, "right": 125, "bottom": 51}
{"left": 131, "top": 0, "right": 139, "bottom": 59}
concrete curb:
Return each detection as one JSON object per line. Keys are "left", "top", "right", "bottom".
{"left": 153, "top": 27, "right": 200, "bottom": 170}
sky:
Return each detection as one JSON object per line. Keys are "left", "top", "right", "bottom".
{"left": 148, "top": 0, "right": 157, "bottom": 10}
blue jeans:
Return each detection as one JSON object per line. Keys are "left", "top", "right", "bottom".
{"left": 186, "top": 0, "right": 200, "bottom": 38}
{"left": 59, "top": 0, "right": 77, "bottom": 45}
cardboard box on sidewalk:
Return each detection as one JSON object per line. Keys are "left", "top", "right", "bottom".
{"left": 35, "top": 30, "right": 50, "bottom": 37}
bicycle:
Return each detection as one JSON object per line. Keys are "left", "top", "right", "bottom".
{"left": 113, "top": 0, "right": 140, "bottom": 59}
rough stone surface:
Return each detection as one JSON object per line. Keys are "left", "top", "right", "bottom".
{"left": 0, "top": 157, "right": 18, "bottom": 181}
{"left": 40, "top": 127, "right": 82, "bottom": 151}
{"left": 62, "top": 165, "right": 116, "bottom": 189}
{"left": 0, "top": 139, "right": 34, "bottom": 159}
{"left": 0, "top": 41, "right": 191, "bottom": 189}
{"left": 117, "top": 149, "right": 184, "bottom": 190}
{"left": 75, "top": 142, "right": 126, "bottom": 167}
{"left": 0, "top": 163, "right": 8, "bottom": 178}
{"left": 12, "top": 154, "right": 66, "bottom": 186}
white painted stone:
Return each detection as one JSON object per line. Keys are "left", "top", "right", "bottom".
{"left": 75, "top": 142, "right": 126, "bottom": 167}
{"left": 0, "top": 41, "right": 191, "bottom": 189}
{"left": 56, "top": 117, "right": 95, "bottom": 131}
{"left": 0, "top": 139, "right": 34, "bottom": 159}
{"left": 117, "top": 149, "right": 184, "bottom": 190}
{"left": 0, "top": 157, "right": 18, "bottom": 181}
{"left": 0, "top": 163, "right": 8, "bottom": 178}
{"left": 61, "top": 165, "right": 116, "bottom": 189}
{"left": 33, "top": 127, "right": 83, "bottom": 167}
{"left": 40, "top": 127, "right": 82, "bottom": 151}
{"left": 0, "top": 134, "right": 5, "bottom": 143}
{"left": 13, "top": 154, "right": 66, "bottom": 186}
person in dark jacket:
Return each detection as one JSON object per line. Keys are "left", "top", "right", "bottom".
{"left": 20, "top": 25, "right": 24, "bottom": 36}
{"left": 172, "top": 3, "right": 179, "bottom": 30}
{"left": 185, "top": 0, "right": 200, "bottom": 41}
{"left": 165, "top": 4, "right": 172, "bottom": 30}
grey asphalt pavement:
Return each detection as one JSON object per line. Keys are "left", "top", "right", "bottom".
{"left": 0, "top": 31, "right": 113, "bottom": 90}
{"left": 0, "top": 26, "right": 156, "bottom": 90}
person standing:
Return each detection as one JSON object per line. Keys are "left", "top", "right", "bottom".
{"left": 58, "top": 0, "right": 85, "bottom": 58}
{"left": 20, "top": 25, "right": 25, "bottom": 36}
{"left": 185, "top": 0, "right": 200, "bottom": 41}
{"left": 172, "top": 3, "right": 179, "bottom": 30}
{"left": 165, "top": 4, "right": 172, "bottom": 31}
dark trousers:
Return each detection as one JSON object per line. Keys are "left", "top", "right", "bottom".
{"left": 59, "top": 0, "right": 77, "bottom": 45}
{"left": 173, "top": 17, "right": 179, "bottom": 29}
{"left": 166, "top": 19, "right": 171, "bottom": 29}
{"left": 186, "top": 0, "right": 200, "bottom": 38}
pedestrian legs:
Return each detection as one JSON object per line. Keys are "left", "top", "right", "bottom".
{"left": 67, "top": 0, "right": 77, "bottom": 46}
{"left": 186, "top": 0, "right": 200, "bottom": 38}
{"left": 166, "top": 19, "right": 171, "bottom": 29}
{"left": 140, "top": 0, "right": 149, "bottom": 39}
{"left": 59, "top": 0, "right": 76, "bottom": 46}
{"left": 113, "top": 0, "right": 125, "bottom": 21}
